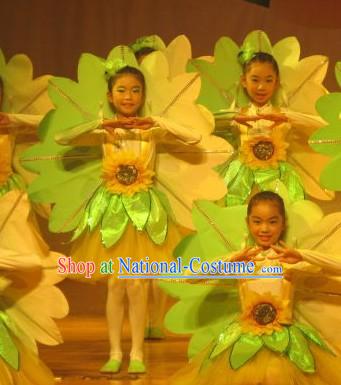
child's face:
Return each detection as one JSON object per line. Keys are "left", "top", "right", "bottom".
{"left": 241, "top": 62, "right": 278, "bottom": 107}
{"left": 247, "top": 201, "right": 285, "bottom": 249}
{"left": 108, "top": 74, "right": 144, "bottom": 118}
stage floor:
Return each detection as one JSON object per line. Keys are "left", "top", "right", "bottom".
{"left": 40, "top": 316, "right": 188, "bottom": 385}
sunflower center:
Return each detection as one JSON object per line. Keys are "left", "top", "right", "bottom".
{"left": 252, "top": 141, "right": 274, "bottom": 161}
{"left": 116, "top": 164, "right": 139, "bottom": 185}
{"left": 252, "top": 302, "right": 277, "bottom": 325}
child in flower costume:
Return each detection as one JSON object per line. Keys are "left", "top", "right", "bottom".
{"left": 161, "top": 191, "right": 341, "bottom": 385}
{"left": 189, "top": 30, "right": 333, "bottom": 205}
{"left": 0, "top": 50, "right": 67, "bottom": 267}
{"left": 22, "top": 45, "right": 232, "bottom": 373}
{"left": 0, "top": 247, "right": 68, "bottom": 385}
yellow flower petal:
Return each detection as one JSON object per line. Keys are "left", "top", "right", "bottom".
{"left": 101, "top": 150, "right": 154, "bottom": 196}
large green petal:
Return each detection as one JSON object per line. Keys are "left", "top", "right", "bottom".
{"left": 101, "top": 194, "right": 129, "bottom": 248}
{"left": 262, "top": 327, "right": 289, "bottom": 353}
{"left": 192, "top": 200, "right": 247, "bottom": 256}
{"left": 320, "top": 154, "right": 341, "bottom": 190}
{"left": 210, "top": 322, "right": 242, "bottom": 359}
{"left": 230, "top": 333, "right": 263, "bottom": 370}
{"left": 187, "top": 36, "right": 241, "bottom": 112}
{"left": 164, "top": 283, "right": 238, "bottom": 335}
{"left": 242, "top": 30, "right": 272, "bottom": 55}
{"left": 188, "top": 317, "right": 236, "bottom": 359}
{"left": 122, "top": 191, "right": 151, "bottom": 231}
{"left": 288, "top": 326, "right": 315, "bottom": 373}
{"left": 146, "top": 189, "right": 168, "bottom": 245}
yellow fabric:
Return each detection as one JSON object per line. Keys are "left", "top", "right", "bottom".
{"left": 70, "top": 221, "right": 191, "bottom": 281}
{"left": 0, "top": 335, "right": 54, "bottom": 385}
{"left": 171, "top": 343, "right": 341, "bottom": 385}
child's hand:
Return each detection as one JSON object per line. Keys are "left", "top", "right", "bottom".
{"left": 271, "top": 241, "right": 302, "bottom": 264}
{"left": 257, "top": 113, "right": 288, "bottom": 124}
{"left": 234, "top": 114, "right": 261, "bottom": 127}
{"left": 131, "top": 117, "right": 155, "bottom": 130}
{"left": 231, "top": 246, "right": 262, "bottom": 262}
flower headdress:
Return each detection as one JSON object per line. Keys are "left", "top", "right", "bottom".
{"left": 130, "top": 34, "right": 166, "bottom": 54}
{"left": 104, "top": 58, "right": 127, "bottom": 80}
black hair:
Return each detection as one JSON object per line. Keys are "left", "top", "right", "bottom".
{"left": 135, "top": 47, "right": 156, "bottom": 62}
{"left": 247, "top": 191, "right": 285, "bottom": 221}
{"left": 240, "top": 52, "right": 279, "bottom": 77}
{"left": 107, "top": 66, "right": 145, "bottom": 93}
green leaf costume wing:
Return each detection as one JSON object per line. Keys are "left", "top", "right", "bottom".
{"left": 309, "top": 62, "right": 341, "bottom": 190}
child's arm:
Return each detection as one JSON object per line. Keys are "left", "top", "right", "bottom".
{"left": 151, "top": 116, "right": 202, "bottom": 144}
{"left": 272, "top": 242, "right": 341, "bottom": 274}
{"left": 282, "top": 109, "right": 326, "bottom": 131}
{"left": 54, "top": 119, "right": 103, "bottom": 146}
{"left": 0, "top": 112, "right": 42, "bottom": 136}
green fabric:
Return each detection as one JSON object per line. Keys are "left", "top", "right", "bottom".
{"left": 288, "top": 326, "right": 315, "bottom": 373}
{"left": 225, "top": 163, "right": 254, "bottom": 206}
{"left": 230, "top": 333, "right": 263, "bottom": 370}
{"left": 210, "top": 322, "right": 242, "bottom": 359}
{"left": 0, "top": 314, "right": 19, "bottom": 370}
{"left": 262, "top": 328, "right": 289, "bottom": 353}
{"left": 146, "top": 189, "right": 168, "bottom": 245}
{"left": 222, "top": 161, "right": 304, "bottom": 206}
{"left": 101, "top": 195, "right": 129, "bottom": 248}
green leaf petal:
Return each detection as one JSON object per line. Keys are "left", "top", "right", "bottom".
{"left": 262, "top": 327, "right": 289, "bottom": 353}
{"left": 122, "top": 191, "right": 151, "bottom": 230}
{"left": 146, "top": 189, "right": 168, "bottom": 244}
{"left": 0, "top": 318, "right": 19, "bottom": 370}
{"left": 101, "top": 195, "right": 129, "bottom": 247}
{"left": 230, "top": 333, "right": 263, "bottom": 370}
{"left": 210, "top": 322, "right": 242, "bottom": 359}
{"left": 288, "top": 326, "right": 315, "bottom": 373}
{"left": 87, "top": 186, "right": 111, "bottom": 231}
{"left": 295, "top": 323, "right": 331, "bottom": 352}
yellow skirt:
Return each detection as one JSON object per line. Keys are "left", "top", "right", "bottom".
{"left": 0, "top": 337, "right": 54, "bottom": 385}
{"left": 69, "top": 221, "right": 191, "bottom": 281}
{"left": 171, "top": 343, "right": 341, "bottom": 385}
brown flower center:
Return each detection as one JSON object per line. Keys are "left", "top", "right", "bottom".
{"left": 116, "top": 164, "right": 138, "bottom": 185}
{"left": 252, "top": 141, "right": 274, "bottom": 161}
{"left": 252, "top": 302, "right": 277, "bottom": 325}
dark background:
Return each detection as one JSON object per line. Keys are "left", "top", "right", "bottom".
{"left": 1, "top": 0, "right": 341, "bottom": 89}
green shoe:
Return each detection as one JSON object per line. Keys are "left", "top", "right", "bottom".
{"left": 148, "top": 327, "right": 165, "bottom": 339}
{"left": 100, "top": 359, "right": 121, "bottom": 373}
{"left": 128, "top": 359, "right": 146, "bottom": 373}
{"left": 144, "top": 327, "right": 151, "bottom": 339}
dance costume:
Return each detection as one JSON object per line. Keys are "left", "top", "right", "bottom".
{"left": 162, "top": 198, "right": 341, "bottom": 385}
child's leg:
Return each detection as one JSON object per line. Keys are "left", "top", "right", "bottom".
{"left": 126, "top": 279, "right": 147, "bottom": 361}
{"left": 149, "top": 280, "right": 167, "bottom": 336}
{"left": 106, "top": 277, "right": 125, "bottom": 361}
